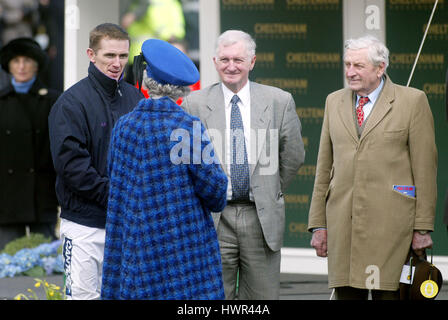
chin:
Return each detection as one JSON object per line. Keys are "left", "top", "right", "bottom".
{"left": 108, "top": 74, "right": 120, "bottom": 80}
{"left": 348, "top": 84, "right": 360, "bottom": 91}
{"left": 16, "top": 77, "right": 32, "bottom": 83}
{"left": 223, "top": 79, "right": 236, "bottom": 86}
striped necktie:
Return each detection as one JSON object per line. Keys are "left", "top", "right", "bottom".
{"left": 230, "top": 95, "right": 250, "bottom": 201}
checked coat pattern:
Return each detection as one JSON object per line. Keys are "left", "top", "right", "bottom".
{"left": 101, "top": 97, "right": 228, "bottom": 300}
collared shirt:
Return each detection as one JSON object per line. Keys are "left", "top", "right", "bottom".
{"left": 221, "top": 82, "right": 253, "bottom": 201}
{"left": 355, "top": 77, "right": 384, "bottom": 120}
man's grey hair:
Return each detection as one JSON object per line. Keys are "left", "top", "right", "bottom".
{"left": 344, "top": 35, "right": 389, "bottom": 70}
{"left": 142, "top": 70, "right": 191, "bottom": 101}
{"left": 215, "top": 30, "right": 256, "bottom": 58}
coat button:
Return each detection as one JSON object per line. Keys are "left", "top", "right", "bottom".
{"left": 6, "top": 130, "right": 11, "bottom": 135}
{"left": 7, "top": 169, "right": 13, "bottom": 174}
{"left": 29, "top": 168, "right": 35, "bottom": 173}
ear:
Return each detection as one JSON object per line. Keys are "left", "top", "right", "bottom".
{"left": 249, "top": 55, "right": 256, "bottom": 71}
{"left": 377, "top": 61, "right": 386, "bottom": 78}
{"left": 213, "top": 56, "right": 219, "bottom": 70}
{"left": 86, "top": 48, "right": 96, "bottom": 63}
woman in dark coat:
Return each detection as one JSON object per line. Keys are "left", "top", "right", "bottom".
{"left": 0, "top": 37, "right": 60, "bottom": 249}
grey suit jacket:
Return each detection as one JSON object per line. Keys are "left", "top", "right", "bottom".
{"left": 182, "top": 81, "right": 305, "bottom": 251}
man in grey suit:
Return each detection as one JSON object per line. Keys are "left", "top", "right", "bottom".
{"left": 182, "top": 30, "right": 305, "bottom": 299}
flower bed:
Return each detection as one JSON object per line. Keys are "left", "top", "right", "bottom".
{"left": 0, "top": 240, "right": 64, "bottom": 278}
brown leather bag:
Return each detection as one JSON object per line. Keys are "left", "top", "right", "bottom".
{"left": 399, "top": 249, "right": 443, "bottom": 300}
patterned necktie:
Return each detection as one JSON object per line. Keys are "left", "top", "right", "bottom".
{"left": 230, "top": 95, "right": 250, "bottom": 201}
{"left": 356, "top": 96, "right": 369, "bottom": 127}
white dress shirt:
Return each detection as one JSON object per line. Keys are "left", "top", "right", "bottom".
{"left": 221, "top": 82, "right": 253, "bottom": 201}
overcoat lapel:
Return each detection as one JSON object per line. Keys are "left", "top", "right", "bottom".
{"left": 337, "top": 89, "right": 359, "bottom": 143}
{"left": 250, "top": 82, "right": 271, "bottom": 177}
{"left": 360, "top": 77, "right": 395, "bottom": 141}
{"left": 337, "top": 76, "right": 395, "bottom": 143}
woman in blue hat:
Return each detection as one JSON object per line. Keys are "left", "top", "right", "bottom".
{"left": 101, "top": 39, "right": 227, "bottom": 300}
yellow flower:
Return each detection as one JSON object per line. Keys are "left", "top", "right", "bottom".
{"left": 16, "top": 278, "right": 65, "bottom": 300}
{"left": 14, "top": 293, "right": 28, "bottom": 300}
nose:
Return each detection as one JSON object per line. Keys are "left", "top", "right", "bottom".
{"left": 17, "top": 59, "right": 26, "bottom": 69}
{"left": 226, "top": 59, "right": 237, "bottom": 71}
{"left": 345, "top": 64, "right": 356, "bottom": 78}
{"left": 112, "top": 56, "right": 121, "bottom": 67}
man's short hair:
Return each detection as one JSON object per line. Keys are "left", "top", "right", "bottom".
{"left": 89, "top": 23, "right": 130, "bottom": 52}
{"left": 344, "top": 35, "right": 389, "bottom": 70}
{"left": 215, "top": 30, "right": 256, "bottom": 59}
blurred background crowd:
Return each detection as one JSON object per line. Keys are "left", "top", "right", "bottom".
{"left": 0, "top": 0, "right": 199, "bottom": 92}
{"left": 0, "top": 0, "right": 199, "bottom": 250}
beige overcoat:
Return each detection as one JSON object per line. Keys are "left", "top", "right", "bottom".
{"left": 308, "top": 76, "right": 437, "bottom": 290}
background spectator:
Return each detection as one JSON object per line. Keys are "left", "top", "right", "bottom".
{"left": 0, "top": 37, "right": 60, "bottom": 249}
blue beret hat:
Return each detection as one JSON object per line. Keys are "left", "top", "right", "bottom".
{"left": 141, "top": 39, "right": 199, "bottom": 86}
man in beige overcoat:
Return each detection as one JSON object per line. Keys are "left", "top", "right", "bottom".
{"left": 308, "top": 35, "right": 437, "bottom": 300}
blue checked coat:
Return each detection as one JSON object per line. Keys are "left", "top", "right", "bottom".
{"left": 101, "top": 97, "right": 227, "bottom": 300}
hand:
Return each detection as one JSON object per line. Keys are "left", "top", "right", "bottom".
{"left": 311, "top": 229, "right": 328, "bottom": 257}
{"left": 412, "top": 231, "right": 433, "bottom": 256}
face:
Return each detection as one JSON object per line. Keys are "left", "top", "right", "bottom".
{"left": 344, "top": 48, "right": 385, "bottom": 96}
{"left": 87, "top": 37, "right": 129, "bottom": 80}
{"left": 213, "top": 41, "right": 256, "bottom": 93}
{"left": 8, "top": 56, "right": 38, "bottom": 83}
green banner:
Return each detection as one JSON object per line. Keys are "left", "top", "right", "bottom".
{"left": 386, "top": 0, "right": 448, "bottom": 255}
{"left": 220, "top": 0, "right": 343, "bottom": 247}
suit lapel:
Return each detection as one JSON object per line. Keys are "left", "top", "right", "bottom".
{"left": 202, "top": 86, "right": 227, "bottom": 174}
{"left": 360, "top": 76, "right": 395, "bottom": 141}
{"left": 250, "top": 82, "right": 271, "bottom": 177}
{"left": 202, "top": 82, "right": 272, "bottom": 177}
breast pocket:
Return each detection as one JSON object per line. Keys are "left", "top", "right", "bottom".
{"left": 383, "top": 128, "right": 407, "bottom": 140}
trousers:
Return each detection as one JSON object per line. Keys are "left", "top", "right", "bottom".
{"left": 60, "top": 219, "right": 105, "bottom": 300}
{"left": 217, "top": 203, "right": 280, "bottom": 300}
{"left": 335, "top": 286, "right": 400, "bottom": 300}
